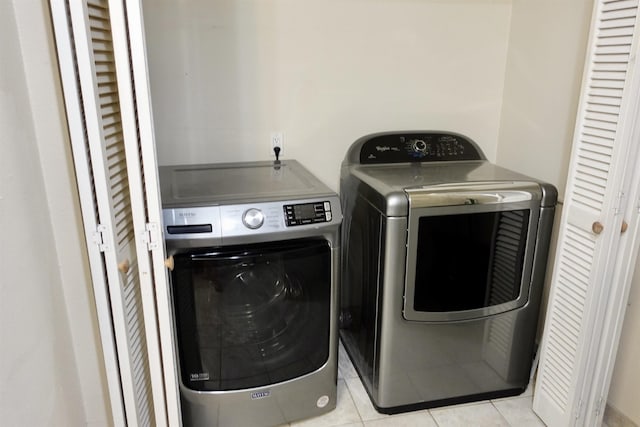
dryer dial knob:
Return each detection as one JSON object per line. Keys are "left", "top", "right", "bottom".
{"left": 242, "top": 208, "right": 264, "bottom": 229}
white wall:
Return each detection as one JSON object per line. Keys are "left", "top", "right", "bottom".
{"left": 144, "top": 0, "right": 513, "bottom": 191}
{"left": 1, "top": 0, "right": 110, "bottom": 425}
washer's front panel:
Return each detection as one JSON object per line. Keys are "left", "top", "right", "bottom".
{"left": 180, "top": 354, "right": 337, "bottom": 427}
{"left": 176, "top": 241, "right": 342, "bottom": 427}
{"left": 403, "top": 198, "right": 541, "bottom": 323}
{"left": 171, "top": 239, "right": 331, "bottom": 392}
{"left": 366, "top": 212, "right": 541, "bottom": 412}
{"left": 377, "top": 282, "right": 537, "bottom": 410}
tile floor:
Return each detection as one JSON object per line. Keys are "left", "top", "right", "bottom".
{"left": 286, "top": 340, "right": 544, "bottom": 427}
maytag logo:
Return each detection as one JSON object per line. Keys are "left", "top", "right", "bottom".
{"left": 178, "top": 212, "right": 196, "bottom": 218}
{"left": 189, "top": 372, "right": 209, "bottom": 381}
{"left": 250, "top": 390, "right": 271, "bottom": 400}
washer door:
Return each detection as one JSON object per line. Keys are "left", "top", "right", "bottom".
{"left": 403, "top": 184, "right": 541, "bottom": 322}
{"left": 171, "top": 238, "right": 331, "bottom": 391}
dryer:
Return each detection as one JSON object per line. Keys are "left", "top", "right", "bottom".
{"left": 339, "top": 131, "right": 557, "bottom": 413}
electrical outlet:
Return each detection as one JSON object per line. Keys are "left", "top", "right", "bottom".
{"left": 270, "top": 132, "right": 283, "bottom": 156}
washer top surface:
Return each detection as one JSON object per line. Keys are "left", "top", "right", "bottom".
{"left": 349, "top": 160, "right": 534, "bottom": 191}
{"left": 342, "top": 131, "right": 557, "bottom": 215}
{"left": 160, "top": 160, "right": 335, "bottom": 208}
{"left": 342, "top": 130, "right": 523, "bottom": 194}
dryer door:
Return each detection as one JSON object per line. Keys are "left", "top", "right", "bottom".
{"left": 403, "top": 184, "right": 541, "bottom": 322}
{"left": 171, "top": 238, "right": 331, "bottom": 391}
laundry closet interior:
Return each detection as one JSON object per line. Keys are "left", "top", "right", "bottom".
{"left": 133, "top": 0, "right": 640, "bottom": 425}
{"left": 39, "top": 0, "right": 640, "bottom": 426}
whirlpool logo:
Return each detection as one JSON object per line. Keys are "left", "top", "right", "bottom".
{"left": 250, "top": 390, "right": 271, "bottom": 400}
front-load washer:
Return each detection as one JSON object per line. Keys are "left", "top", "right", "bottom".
{"left": 160, "top": 160, "right": 342, "bottom": 427}
{"left": 339, "top": 131, "right": 557, "bottom": 413}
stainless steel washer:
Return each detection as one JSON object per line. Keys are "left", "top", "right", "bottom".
{"left": 160, "top": 160, "right": 342, "bottom": 427}
{"left": 339, "top": 131, "right": 557, "bottom": 413}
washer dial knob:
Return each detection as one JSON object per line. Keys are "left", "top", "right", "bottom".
{"left": 412, "top": 139, "right": 427, "bottom": 153}
{"left": 242, "top": 208, "right": 264, "bottom": 229}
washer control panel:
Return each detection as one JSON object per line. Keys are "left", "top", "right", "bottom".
{"left": 284, "top": 201, "right": 332, "bottom": 226}
{"left": 163, "top": 196, "right": 341, "bottom": 243}
{"left": 358, "top": 132, "right": 485, "bottom": 164}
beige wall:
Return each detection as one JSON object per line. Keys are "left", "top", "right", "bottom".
{"left": 607, "top": 256, "right": 640, "bottom": 425}
{"left": 495, "top": 0, "right": 592, "bottom": 200}
{"left": 1, "top": 1, "right": 82, "bottom": 424}
{"left": 495, "top": 0, "right": 592, "bottom": 334}
{"left": 1, "top": 0, "right": 110, "bottom": 425}
{"left": 144, "top": 0, "right": 514, "bottom": 191}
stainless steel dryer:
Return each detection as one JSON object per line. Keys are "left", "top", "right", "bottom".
{"left": 160, "top": 160, "right": 342, "bottom": 427}
{"left": 339, "top": 131, "right": 557, "bottom": 413}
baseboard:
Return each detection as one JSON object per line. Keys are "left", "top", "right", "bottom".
{"left": 604, "top": 404, "right": 638, "bottom": 427}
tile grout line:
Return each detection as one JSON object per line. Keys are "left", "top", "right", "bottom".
{"left": 428, "top": 408, "right": 443, "bottom": 427}
{"left": 489, "top": 400, "right": 513, "bottom": 426}
{"left": 342, "top": 378, "right": 366, "bottom": 425}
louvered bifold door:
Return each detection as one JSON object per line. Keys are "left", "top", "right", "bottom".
{"left": 533, "top": 1, "right": 640, "bottom": 426}
{"left": 108, "top": 0, "right": 181, "bottom": 424}
{"left": 49, "top": 0, "right": 168, "bottom": 425}
{"left": 116, "top": 1, "right": 183, "bottom": 423}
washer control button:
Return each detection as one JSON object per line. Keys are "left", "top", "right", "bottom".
{"left": 242, "top": 208, "right": 265, "bottom": 229}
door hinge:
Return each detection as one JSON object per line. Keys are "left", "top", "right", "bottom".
{"left": 594, "top": 396, "right": 604, "bottom": 418}
{"left": 141, "top": 222, "right": 161, "bottom": 251}
{"left": 614, "top": 191, "right": 625, "bottom": 215}
{"left": 575, "top": 399, "right": 583, "bottom": 420}
{"left": 93, "top": 224, "right": 109, "bottom": 252}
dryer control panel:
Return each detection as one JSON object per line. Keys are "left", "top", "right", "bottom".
{"left": 358, "top": 132, "right": 485, "bottom": 164}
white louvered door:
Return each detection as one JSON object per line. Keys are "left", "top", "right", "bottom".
{"left": 119, "top": 1, "right": 183, "bottom": 423}
{"left": 533, "top": 0, "right": 640, "bottom": 425}
{"left": 50, "top": 0, "right": 176, "bottom": 425}
{"left": 108, "top": 0, "right": 181, "bottom": 424}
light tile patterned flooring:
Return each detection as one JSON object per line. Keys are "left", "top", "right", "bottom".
{"left": 286, "top": 340, "right": 544, "bottom": 427}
